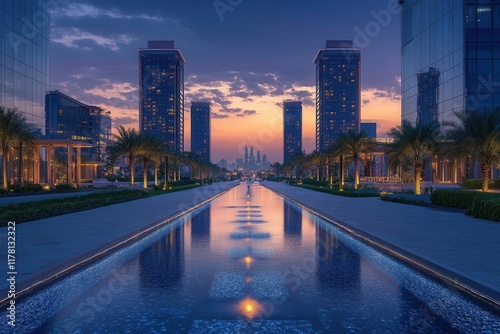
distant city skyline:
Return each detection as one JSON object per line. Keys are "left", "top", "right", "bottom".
{"left": 47, "top": 0, "right": 402, "bottom": 163}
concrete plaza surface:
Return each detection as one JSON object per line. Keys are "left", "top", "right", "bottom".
{"left": 263, "top": 182, "right": 500, "bottom": 306}
{"left": 0, "top": 182, "right": 238, "bottom": 300}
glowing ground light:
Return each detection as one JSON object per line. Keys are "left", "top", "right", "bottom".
{"left": 238, "top": 298, "right": 261, "bottom": 320}
{"left": 244, "top": 256, "right": 253, "bottom": 268}
{"left": 246, "top": 277, "right": 252, "bottom": 283}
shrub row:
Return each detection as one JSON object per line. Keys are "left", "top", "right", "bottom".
{"left": 300, "top": 184, "right": 380, "bottom": 198}
{"left": 431, "top": 189, "right": 500, "bottom": 222}
{"left": 460, "top": 179, "right": 500, "bottom": 189}
{"left": 430, "top": 189, "right": 478, "bottom": 209}
{"left": 301, "top": 178, "right": 330, "bottom": 187}
{"left": 466, "top": 193, "right": 500, "bottom": 221}
{"left": 0, "top": 190, "right": 149, "bottom": 225}
{"left": 380, "top": 194, "right": 428, "bottom": 206}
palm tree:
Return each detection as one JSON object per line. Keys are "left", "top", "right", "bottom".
{"left": 270, "top": 162, "right": 281, "bottom": 177}
{"left": 336, "top": 130, "right": 377, "bottom": 189}
{"left": 106, "top": 126, "right": 143, "bottom": 186}
{"left": 307, "top": 150, "right": 322, "bottom": 181}
{"left": 138, "top": 133, "right": 164, "bottom": 189}
{"left": 182, "top": 152, "right": 201, "bottom": 179}
{"left": 0, "top": 107, "right": 37, "bottom": 189}
{"left": 387, "top": 120, "right": 440, "bottom": 195}
{"left": 444, "top": 110, "right": 500, "bottom": 192}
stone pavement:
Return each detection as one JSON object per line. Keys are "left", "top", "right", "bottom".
{"left": 263, "top": 182, "right": 500, "bottom": 306}
{"left": 0, "top": 181, "right": 238, "bottom": 300}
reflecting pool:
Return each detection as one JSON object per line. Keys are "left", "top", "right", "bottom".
{"left": 2, "top": 183, "right": 499, "bottom": 333}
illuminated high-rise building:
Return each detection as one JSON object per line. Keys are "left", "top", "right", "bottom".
{"left": 0, "top": 0, "right": 50, "bottom": 133}
{"left": 283, "top": 101, "right": 302, "bottom": 163}
{"left": 314, "top": 40, "right": 361, "bottom": 152}
{"left": 191, "top": 102, "right": 211, "bottom": 162}
{"left": 139, "top": 41, "right": 185, "bottom": 152}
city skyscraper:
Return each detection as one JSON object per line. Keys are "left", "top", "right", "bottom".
{"left": 139, "top": 40, "right": 185, "bottom": 153}
{"left": 401, "top": 0, "right": 500, "bottom": 124}
{"left": 190, "top": 102, "right": 211, "bottom": 162}
{"left": 0, "top": 0, "right": 50, "bottom": 133}
{"left": 314, "top": 40, "right": 361, "bottom": 152}
{"left": 401, "top": 0, "right": 500, "bottom": 180}
{"left": 283, "top": 101, "right": 303, "bottom": 163}
{"left": 45, "top": 91, "right": 112, "bottom": 163}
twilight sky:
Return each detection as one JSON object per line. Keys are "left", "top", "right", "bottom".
{"left": 50, "top": 0, "right": 402, "bottom": 163}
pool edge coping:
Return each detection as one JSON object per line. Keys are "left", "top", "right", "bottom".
{"left": 0, "top": 182, "right": 239, "bottom": 309}
{"left": 263, "top": 184, "right": 500, "bottom": 311}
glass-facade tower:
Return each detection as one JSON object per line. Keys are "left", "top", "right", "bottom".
{"left": 139, "top": 41, "right": 185, "bottom": 153}
{"left": 283, "top": 101, "right": 302, "bottom": 163}
{"left": 0, "top": 0, "right": 50, "bottom": 133}
{"left": 191, "top": 102, "right": 211, "bottom": 162}
{"left": 401, "top": 0, "right": 500, "bottom": 124}
{"left": 314, "top": 40, "right": 361, "bottom": 152}
{"left": 45, "top": 91, "right": 112, "bottom": 162}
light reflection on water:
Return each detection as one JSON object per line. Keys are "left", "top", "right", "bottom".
{"left": 3, "top": 183, "right": 500, "bottom": 333}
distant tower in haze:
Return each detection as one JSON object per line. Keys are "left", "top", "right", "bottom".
{"left": 139, "top": 40, "right": 186, "bottom": 153}
{"left": 244, "top": 146, "right": 249, "bottom": 166}
{"left": 191, "top": 102, "right": 211, "bottom": 162}
{"left": 283, "top": 101, "right": 302, "bottom": 163}
{"left": 314, "top": 40, "right": 361, "bottom": 152}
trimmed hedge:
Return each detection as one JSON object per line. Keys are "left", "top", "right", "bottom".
{"left": 431, "top": 189, "right": 478, "bottom": 209}
{"left": 301, "top": 178, "right": 329, "bottom": 187}
{"left": 10, "top": 183, "right": 45, "bottom": 193}
{"left": 0, "top": 190, "right": 149, "bottom": 225}
{"left": 55, "top": 183, "right": 78, "bottom": 192}
{"left": 431, "top": 189, "right": 500, "bottom": 222}
{"left": 381, "top": 194, "right": 429, "bottom": 206}
{"left": 301, "top": 184, "right": 380, "bottom": 197}
{"left": 466, "top": 194, "right": 500, "bottom": 221}
{"left": 461, "top": 179, "right": 500, "bottom": 190}
{"left": 0, "top": 184, "right": 201, "bottom": 225}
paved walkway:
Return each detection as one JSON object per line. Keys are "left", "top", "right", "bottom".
{"left": 0, "top": 182, "right": 238, "bottom": 299}
{"left": 263, "top": 182, "right": 500, "bottom": 305}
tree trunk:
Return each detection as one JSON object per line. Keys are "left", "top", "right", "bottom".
{"left": 164, "top": 155, "right": 170, "bottom": 189}
{"left": 481, "top": 162, "right": 491, "bottom": 192}
{"left": 143, "top": 159, "right": 148, "bottom": 189}
{"left": 154, "top": 163, "right": 158, "bottom": 186}
{"left": 339, "top": 155, "right": 344, "bottom": 188}
{"left": 354, "top": 159, "right": 359, "bottom": 189}
{"left": 129, "top": 156, "right": 135, "bottom": 186}
{"left": 316, "top": 163, "right": 320, "bottom": 181}
{"left": 3, "top": 149, "right": 8, "bottom": 189}
{"left": 325, "top": 157, "right": 329, "bottom": 183}
{"left": 415, "top": 165, "right": 422, "bottom": 195}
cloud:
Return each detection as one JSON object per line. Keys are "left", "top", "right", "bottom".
{"left": 51, "top": 27, "right": 135, "bottom": 51}
{"left": 236, "top": 110, "right": 257, "bottom": 117}
{"left": 211, "top": 113, "right": 229, "bottom": 119}
{"left": 371, "top": 87, "right": 401, "bottom": 102}
{"left": 84, "top": 81, "right": 137, "bottom": 101}
{"left": 53, "top": 3, "right": 164, "bottom": 22}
